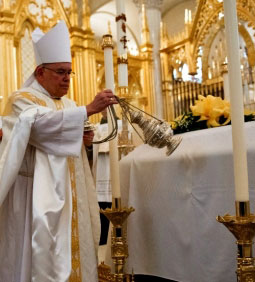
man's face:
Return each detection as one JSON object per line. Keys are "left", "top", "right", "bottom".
{"left": 37, "top": 62, "right": 72, "bottom": 98}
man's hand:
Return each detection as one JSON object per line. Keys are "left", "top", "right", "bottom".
{"left": 83, "top": 130, "right": 94, "bottom": 147}
{"left": 86, "top": 89, "right": 118, "bottom": 117}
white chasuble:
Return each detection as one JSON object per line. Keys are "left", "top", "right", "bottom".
{"left": 0, "top": 83, "right": 100, "bottom": 282}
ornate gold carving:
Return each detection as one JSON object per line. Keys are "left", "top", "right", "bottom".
{"left": 217, "top": 201, "right": 255, "bottom": 281}
{"left": 100, "top": 198, "right": 135, "bottom": 282}
{"left": 82, "top": 0, "right": 92, "bottom": 30}
{"left": 28, "top": 0, "right": 58, "bottom": 27}
{"left": 163, "top": 0, "right": 255, "bottom": 76}
{"left": 98, "top": 262, "right": 114, "bottom": 282}
{"left": 98, "top": 262, "right": 134, "bottom": 282}
{"left": 118, "top": 86, "right": 132, "bottom": 100}
{"left": 238, "top": 24, "right": 255, "bottom": 67}
{"left": 101, "top": 34, "right": 113, "bottom": 49}
{"left": 160, "top": 0, "right": 255, "bottom": 120}
{"left": 140, "top": 4, "right": 150, "bottom": 45}
{"left": 0, "top": 10, "right": 14, "bottom": 35}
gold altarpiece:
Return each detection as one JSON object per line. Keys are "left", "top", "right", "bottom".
{"left": 161, "top": 0, "right": 255, "bottom": 121}
{"left": 0, "top": 0, "right": 155, "bottom": 123}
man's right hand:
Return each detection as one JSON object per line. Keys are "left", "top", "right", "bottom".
{"left": 86, "top": 89, "right": 118, "bottom": 117}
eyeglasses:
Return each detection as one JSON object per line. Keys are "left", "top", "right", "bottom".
{"left": 43, "top": 66, "right": 75, "bottom": 78}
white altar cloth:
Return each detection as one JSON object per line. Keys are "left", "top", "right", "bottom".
{"left": 119, "top": 121, "right": 255, "bottom": 282}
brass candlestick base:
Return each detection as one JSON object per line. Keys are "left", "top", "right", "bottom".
{"left": 100, "top": 198, "right": 135, "bottom": 282}
{"left": 217, "top": 201, "right": 255, "bottom": 281}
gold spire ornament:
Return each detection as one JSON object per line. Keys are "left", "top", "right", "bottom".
{"left": 141, "top": 4, "right": 150, "bottom": 46}
{"left": 108, "top": 21, "right": 112, "bottom": 35}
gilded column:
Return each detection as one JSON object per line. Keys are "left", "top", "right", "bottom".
{"left": 69, "top": 0, "right": 97, "bottom": 123}
{"left": 138, "top": 4, "right": 155, "bottom": 115}
{"left": 160, "top": 22, "right": 174, "bottom": 121}
{"left": 0, "top": 2, "right": 15, "bottom": 114}
{"left": 134, "top": 0, "right": 164, "bottom": 118}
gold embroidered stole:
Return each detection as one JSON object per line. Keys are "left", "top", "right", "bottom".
{"left": 53, "top": 99, "right": 82, "bottom": 282}
{"left": 3, "top": 92, "right": 46, "bottom": 115}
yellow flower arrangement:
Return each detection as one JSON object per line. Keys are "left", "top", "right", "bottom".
{"left": 190, "top": 95, "right": 231, "bottom": 127}
{"left": 171, "top": 95, "right": 255, "bottom": 134}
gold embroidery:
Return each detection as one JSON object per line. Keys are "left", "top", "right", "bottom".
{"left": 68, "top": 157, "right": 82, "bottom": 282}
{"left": 53, "top": 99, "right": 64, "bottom": 110}
{"left": 3, "top": 92, "right": 47, "bottom": 116}
{"left": 54, "top": 99, "right": 82, "bottom": 282}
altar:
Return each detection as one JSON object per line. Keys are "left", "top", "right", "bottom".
{"left": 119, "top": 121, "right": 255, "bottom": 282}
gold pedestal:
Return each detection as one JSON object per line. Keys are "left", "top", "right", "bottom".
{"left": 217, "top": 201, "right": 255, "bottom": 281}
{"left": 100, "top": 198, "right": 135, "bottom": 282}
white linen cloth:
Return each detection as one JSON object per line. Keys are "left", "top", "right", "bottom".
{"left": 117, "top": 121, "right": 255, "bottom": 282}
{"left": 0, "top": 81, "right": 100, "bottom": 282}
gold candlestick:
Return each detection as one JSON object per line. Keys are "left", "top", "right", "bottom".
{"left": 100, "top": 198, "right": 135, "bottom": 282}
{"left": 217, "top": 201, "right": 255, "bottom": 281}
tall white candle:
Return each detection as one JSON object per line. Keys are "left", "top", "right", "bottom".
{"left": 118, "top": 63, "right": 128, "bottom": 86}
{"left": 223, "top": 0, "right": 249, "bottom": 202}
{"left": 188, "top": 10, "right": 192, "bottom": 23}
{"left": 116, "top": 0, "right": 128, "bottom": 87}
{"left": 103, "top": 36, "right": 121, "bottom": 199}
{"left": 116, "top": 0, "right": 125, "bottom": 56}
{"left": 185, "top": 9, "right": 188, "bottom": 24}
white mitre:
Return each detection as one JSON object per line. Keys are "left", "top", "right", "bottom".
{"left": 22, "top": 20, "right": 71, "bottom": 88}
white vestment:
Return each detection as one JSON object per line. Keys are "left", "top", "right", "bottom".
{"left": 0, "top": 81, "right": 100, "bottom": 282}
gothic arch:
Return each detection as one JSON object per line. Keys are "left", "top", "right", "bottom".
{"left": 191, "top": 5, "right": 223, "bottom": 76}
{"left": 201, "top": 18, "right": 224, "bottom": 81}
{"left": 190, "top": 2, "right": 255, "bottom": 79}
{"left": 239, "top": 24, "right": 255, "bottom": 67}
